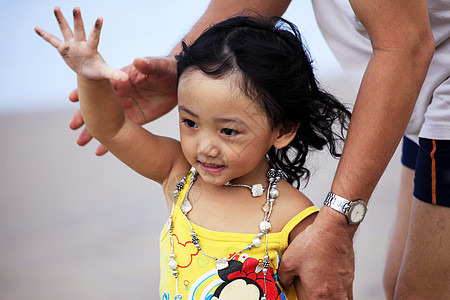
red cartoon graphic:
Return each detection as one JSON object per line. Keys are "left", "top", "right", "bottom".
{"left": 171, "top": 234, "right": 199, "bottom": 268}
{"left": 212, "top": 258, "right": 285, "bottom": 300}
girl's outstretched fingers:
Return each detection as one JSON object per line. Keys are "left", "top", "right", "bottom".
{"left": 34, "top": 26, "right": 62, "bottom": 49}
{"left": 53, "top": 7, "right": 73, "bottom": 40}
{"left": 87, "top": 18, "right": 103, "bottom": 50}
{"left": 36, "top": 7, "right": 127, "bottom": 82}
{"left": 72, "top": 7, "right": 87, "bottom": 42}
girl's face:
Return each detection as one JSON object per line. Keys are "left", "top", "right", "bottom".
{"left": 177, "top": 70, "right": 279, "bottom": 186}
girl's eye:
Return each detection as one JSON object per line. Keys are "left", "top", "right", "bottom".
{"left": 221, "top": 128, "right": 239, "bottom": 136}
{"left": 182, "top": 119, "right": 198, "bottom": 128}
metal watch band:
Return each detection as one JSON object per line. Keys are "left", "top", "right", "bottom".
{"left": 323, "top": 192, "right": 352, "bottom": 215}
{"left": 324, "top": 192, "right": 367, "bottom": 225}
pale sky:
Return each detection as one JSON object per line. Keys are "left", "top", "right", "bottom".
{"left": 0, "top": 0, "right": 343, "bottom": 114}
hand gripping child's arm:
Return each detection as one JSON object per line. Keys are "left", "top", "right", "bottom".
{"left": 35, "top": 7, "right": 187, "bottom": 184}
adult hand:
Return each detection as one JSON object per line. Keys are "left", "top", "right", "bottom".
{"left": 68, "top": 56, "right": 178, "bottom": 156}
{"left": 278, "top": 209, "right": 355, "bottom": 299}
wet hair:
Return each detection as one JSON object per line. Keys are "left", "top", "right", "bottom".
{"left": 176, "top": 15, "right": 351, "bottom": 188}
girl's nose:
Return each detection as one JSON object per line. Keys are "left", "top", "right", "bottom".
{"left": 198, "top": 138, "right": 220, "bottom": 158}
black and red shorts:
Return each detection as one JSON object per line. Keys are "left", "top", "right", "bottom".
{"left": 402, "top": 136, "right": 450, "bottom": 207}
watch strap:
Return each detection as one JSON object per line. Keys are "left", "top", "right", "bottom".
{"left": 323, "top": 192, "right": 352, "bottom": 215}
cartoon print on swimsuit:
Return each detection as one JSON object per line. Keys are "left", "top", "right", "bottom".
{"left": 163, "top": 216, "right": 286, "bottom": 299}
{"left": 212, "top": 258, "right": 286, "bottom": 299}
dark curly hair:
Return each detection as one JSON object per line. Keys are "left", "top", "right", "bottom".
{"left": 176, "top": 15, "right": 351, "bottom": 188}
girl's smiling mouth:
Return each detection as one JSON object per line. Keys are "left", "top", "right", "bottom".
{"left": 198, "top": 161, "right": 226, "bottom": 174}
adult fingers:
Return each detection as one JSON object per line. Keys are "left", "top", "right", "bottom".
{"left": 133, "top": 56, "right": 176, "bottom": 77}
{"left": 69, "top": 110, "right": 84, "bottom": 130}
{"left": 53, "top": 7, "right": 73, "bottom": 40}
{"left": 73, "top": 125, "right": 109, "bottom": 156}
{"left": 76, "top": 128, "right": 93, "bottom": 146}
{"left": 95, "top": 144, "right": 109, "bottom": 156}
{"left": 68, "top": 88, "right": 79, "bottom": 102}
{"left": 348, "top": 285, "right": 353, "bottom": 299}
{"left": 34, "top": 26, "right": 62, "bottom": 49}
{"left": 277, "top": 251, "right": 296, "bottom": 290}
{"left": 87, "top": 18, "right": 103, "bottom": 49}
{"left": 72, "top": 7, "right": 86, "bottom": 41}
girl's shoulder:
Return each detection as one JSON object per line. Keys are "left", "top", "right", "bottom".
{"left": 269, "top": 180, "right": 317, "bottom": 234}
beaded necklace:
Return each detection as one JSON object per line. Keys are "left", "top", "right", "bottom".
{"left": 165, "top": 167, "right": 283, "bottom": 300}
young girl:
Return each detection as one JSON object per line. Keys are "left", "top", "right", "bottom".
{"left": 36, "top": 7, "right": 351, "bottom": 300}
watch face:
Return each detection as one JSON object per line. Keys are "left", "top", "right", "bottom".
{"left": 349, "top": 202, "right": 366, "bottom": 224}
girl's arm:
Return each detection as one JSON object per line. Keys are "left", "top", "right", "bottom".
{"left": 35, "top": 7, "right": 188, "bottom": 184}
{"left": 69, "top": 0, "right": 292, "bottom": 156}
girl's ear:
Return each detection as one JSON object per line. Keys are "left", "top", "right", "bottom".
{"left": 273, "top": 123, "right": 300, "bottom": 149}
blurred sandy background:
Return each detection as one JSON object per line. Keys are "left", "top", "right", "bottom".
{"left": 1, "top": 1, "right": 400, "bottom": 299}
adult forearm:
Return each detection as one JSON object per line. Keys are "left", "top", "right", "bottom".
{"left": 332, "top": 41, "right": 434, "bottom": 206}
{"left": 314, "top": 44, "right": 434, "bottom": 245}
{"left": 332, "top": 0, "right": 435, "bottom": 206}
{"left": 77, "top": 76, "right": 126, "bottom": 143}
{"left": 169, "top": 0, "right": 291, "bottom": 56}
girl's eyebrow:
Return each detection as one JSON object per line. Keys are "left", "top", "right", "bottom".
{"left": 215, "top": 116, "right": 245, "bottom": 125}
{"left": 178, "top": 105, "right": 198, "bottom": 118}
{"left": 179, "top": 105, "right": 246, "bottom": 125}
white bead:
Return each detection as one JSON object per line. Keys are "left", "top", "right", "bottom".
{"left": 215, "top": 257, "right": 229, "bottom": 270}
{"left": 269, "top": 188, "right": 279, "bottom": 198}
{"left": 251, "top": 184, "right": 264, "bottom": 197}
{"left": 168, "top": 258, "right": 178, "bottom": 270}
{"left": 252, "top": 237, "right": 262, "bottom": 247}
{"left": 181, "top": 199, "right": 192, "bottom": 213}
{"left": 260, "top": 221, "right": 272, "bottom": 233}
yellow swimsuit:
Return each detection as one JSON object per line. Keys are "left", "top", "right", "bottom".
{"left": 160, "top": 170, "right": 318, "bottom": 300}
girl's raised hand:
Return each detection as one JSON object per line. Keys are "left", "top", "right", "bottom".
{"left": 35, "top": 7, "right": 128, "bottom": 82}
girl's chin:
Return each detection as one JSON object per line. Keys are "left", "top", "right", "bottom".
{"left": 196, "top": 163, "right": 230, "bottom": 185}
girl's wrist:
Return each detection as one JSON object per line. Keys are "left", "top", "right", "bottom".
{"left": 77, "top": 74, "right": 107, "bottom": 83}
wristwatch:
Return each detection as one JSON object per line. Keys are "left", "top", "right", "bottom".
{"left": 323, "top": 192, "right": 367, "bottom": 225}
